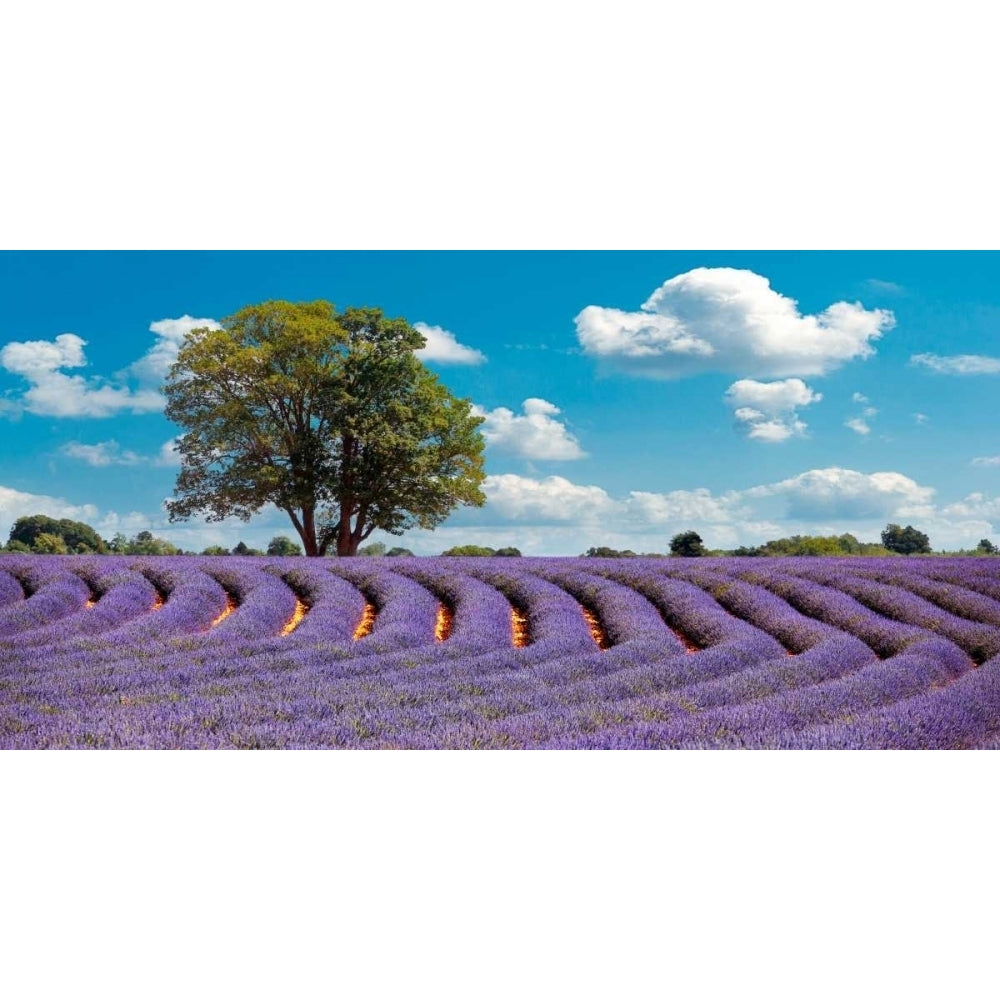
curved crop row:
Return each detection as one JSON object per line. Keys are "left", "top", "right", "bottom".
{"left": 1, "top": 555, "right": 998, "bottom": 749}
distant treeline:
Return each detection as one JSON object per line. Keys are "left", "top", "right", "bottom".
{"left": 3, "top": 515, "right": 997, "bottom": 558}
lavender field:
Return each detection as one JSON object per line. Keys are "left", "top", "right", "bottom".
{"left": 2, "top": 554, "right": 1000, "bottom": 749}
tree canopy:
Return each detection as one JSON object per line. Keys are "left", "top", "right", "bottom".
{"left": 670, "top": 531, "right": 707, "bottom": 557}
{"left": 164, "top": 300, "right": 487, "bottom": 556}
{"left": 881, "top": 523, "right": 931, "bottom": 556}
{"left": 8, "top": 515, "right": 106, "bottom": 553}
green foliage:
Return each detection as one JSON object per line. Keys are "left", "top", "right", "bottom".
{"left": 977, "top": 538, "right": 997, "bottom": 555}
{"left": 9, "top": 514, "right": 107, "bottom": 554}
{"left": 125, "top": 531, "right": 182, "bottom": 556}
{"left": 881, "top": 523, "right": 931, "bottom": 556}
{"left": 164, "top": 300, "right": 486, "bottom": 556}
{"left": 3, "top": 540, "right": 32, "bottom": 553}
{"left": 670, "top": 531, "right": 707, "bottom": 557}
{"left": 385, "top": 547, "right": 414, "bottom": 557}
{"left": 201, "top": 545, "right": 231, "bottom": 556}
{"left": 582, "top": 547, "right": 637, "bottom": 558}
{"left": 32, "top": 532, "right": 70, "bottom": 554}
{"left": 266, "top": 535, "right": 303, "bottom": 556}
{"left": 730, "top": 533, "right": 892, "bottom": 557}
{"left": 232, "top": 541, "right": 264, "bottom": 556}
{"left": 494, "top": 547, "right": 522, "bottom": 557}
{"left": 442, "top": 545, "right": 496, "bottom": 556}
{"left": 358, "top": 542, "right": 387, "bottom": 556}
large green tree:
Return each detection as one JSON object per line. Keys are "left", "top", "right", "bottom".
{"left": 881, "top": 523, "right": 931, "bottom": 555}
{"left": 8, "top": 514, "right": 106, "bottom": 553}
{"left": 164, "top": 300, "right": 487, "bottom": 556}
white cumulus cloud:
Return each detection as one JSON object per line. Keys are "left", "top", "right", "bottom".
{"left": 414, "top": 322, "right": 486, "bottom": 365}
{"left": 0, "top": 332, "right": 163, "bottom": 417}
{"left": 472, "top": 398, "right": 585, "bottom": 460}
{"left": 724, "top": 378, "right": 821, "bottom": 442}
{"left": 576, "top": 268, "right": 894, "bottom": 379}
{"left": 0, "top": 484, "right": 102, "bottom": 539}
{"left": 911, "top": 353, "right": 1000, "bottom": 375}
{"left": 745, "top": 468, "right": 936, "bottom": 521}
{"left": 483, "top": 474, "right": 617, "bottom": 521}
{"left": 845, "top": 417, "right": 871, "bottom": 436}
{"left": 125, "top": 315, "right": 221, "bottom": 383}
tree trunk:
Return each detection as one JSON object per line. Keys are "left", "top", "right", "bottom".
{"left": 300, "top": 507, "right": 319, "bottom": 557}
{"left": 336, "top": 495, "right": 356, "bottom": 556}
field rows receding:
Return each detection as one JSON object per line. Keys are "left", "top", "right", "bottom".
{"left": 1, "top": 555, "right": 999, "bottom": 749}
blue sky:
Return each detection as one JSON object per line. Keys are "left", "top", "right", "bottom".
{"left": 1, "top": 250, "right": 999, "bottom": 554}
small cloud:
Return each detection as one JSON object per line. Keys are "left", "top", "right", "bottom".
{"left": 60, "top": 441, "right": 143, "bottom": 467}
{"left": 972, "top": 456, "right": 1000, "bottom": 467}
{"left": 845, "top": 417, "right": 871, "bottom": 436}
{"left": 414, "top": 322, "right": 486, "bottom": 365}
{"left": 911, "top": 353, "right": 1000, "bottom": 375}
{"left": 61, "top": 437, "right": 182, "bottom": 468}
{"left": 473, "top": 398, "right": 585, "bottom": 460}
{"left": 852, "top": 392, "right": 869, "bottom": 404}
{"left": 154, "top": 438, "right": 183, "bottom": 467}
{"left": 864, "top": 278, "right": 904, "bottom": 295}
{"left": 725, "top": 378, "right": 821, "bottom": 443}
{"left": 913, "top": 412, "right": 929, "bottom": 424}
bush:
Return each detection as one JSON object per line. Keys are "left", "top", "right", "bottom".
{"left": 442, "top": 545, "right": 495, "bottom": 557}
{"left": 670, "top": 531, "right": 706, "bottom": 557}
{"left": 881, "top": 523, "right": 931, "bottom": 556}
{"left": 266, "top": 535, "right": 303, "bottom": 556}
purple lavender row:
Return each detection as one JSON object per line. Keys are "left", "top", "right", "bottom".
{"left": 0, "top": 563, "right": 91, "bottom": 639}
{"left": 461, "top": 559, "right": 598, "bottom": 656}
{"left": 91, "top": 559, "right": 230, "bottom": 646}
{"left": 0, "top": 569, "right": 24, "bottom": 608}
{"left": 196, "top": 560, "right": 299, "bottom": 641}
{"left": 776, "top": 653, "right": 1000, "bottom": 749}
{"left": 267, "top": 561, "right": 366, "bottom": 644}
{"left": 730, "top": 565, "right": 959, "bottom": 663}
{"left": 527, "top": 564, "right": 684, "bottom": 649}
{"left": 903, "top": 559, "right": 1000, "bottom": 607}
{"left": 8, "top": 564, "right": 159, "bottom": 649}
{"left": 389, "top": 558, "right": 518, "bottom": 651}
{"left": 843, "top": 563, "right": 1000, "bottom": 628}
{"left": 787, "top": 563, "right": 1000, "bottom": 665}
{"left": 328, "top": 563, "right": 440, "bottom": 651}
{"left": 596, "top": 561, "right": 787, "bottom": 658}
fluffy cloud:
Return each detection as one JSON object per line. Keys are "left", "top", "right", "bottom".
{"left": 440, "top": 466, "right": 963, "bottom": 553}
{"left": 0, "top": 332, "right": 163, "bottom": 417}
{"left": 724, "top": 378, "right": 821, "bottom": 442}
{"left": 972, "top": 456, "right": 1000, "bottom": 467}
{"left": 576, "top": 268, "right": 894, "bottom": 379}
{"left": 59, "top": 438, "right": 182, "bottom": 468}
{"left": 155, "top": 438, "right": 183, "bottom": 467}
{"left": 125, "top": 316, "right": 221, "bottom": 383}
{"left": 745, "top": 468, "right": 935, "bottom": 521}
{"left": 0, "top": 484, "right": 102, "bottom": 538}
{"left": 60, "top": 441, "right": 143, "bottom": 467}
{"left": 473, "top": 398, "right": 585, "bottom": 459}
{"left": 844, "top": 417, "right": 871, "bottom": 436}
{"left": 483, "top": 474, "right": 617, "bottom": 521}
{"left": 940, "top": 493, "right": 1000, "bottom": 519}
{"left": 414, "top": 322, "right": 486, "bottom": 365}
{"left": 911, "top": 353, "right": 1000, "bottom": 375}
{"left": 0, "top": 316, "right": 220, "bottom": 418}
